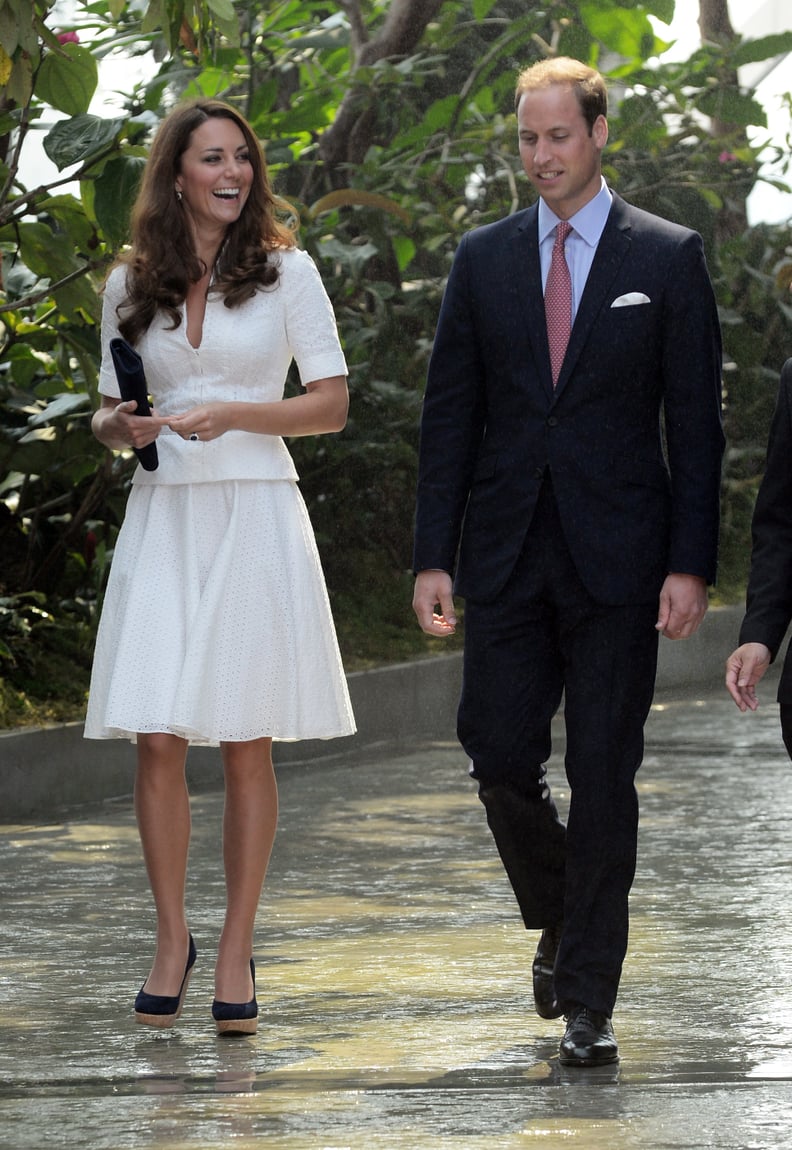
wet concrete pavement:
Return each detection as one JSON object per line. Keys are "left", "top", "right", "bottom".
{"left": 2, "top": 689, "right": 792, "bottom": 1148}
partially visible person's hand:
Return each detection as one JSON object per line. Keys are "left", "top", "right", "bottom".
{"left": 95, "top": 398, "right": 167, "bottom": 450}
{"left": 725, "top": 642, "right": 772, "bottom": 711}
{"left": 167, "top": 403, "right": 231, "bottom": 442}
{"left": 413, "top": 570, "right": 457, "bottom": 637}
{"left": 655, "top": 573, "right": 708, "bottom": 639}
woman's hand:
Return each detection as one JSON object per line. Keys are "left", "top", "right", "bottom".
{"left": 92, "top": 397, "right": 167, "bottom": 451}
{"left": 167, "top": 379, "right": 349, "bottom": 442}
{"left": 167, "top": 403, "right": 232, "bottom": 442}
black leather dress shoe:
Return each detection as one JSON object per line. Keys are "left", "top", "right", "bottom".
{"left": 559, "top": 1005, "right": 619, "bottom": 1066}
{"left": 532, "top": 924, "right": 564, "bottom": 1019}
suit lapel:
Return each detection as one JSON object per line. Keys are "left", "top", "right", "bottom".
{"left": 512, "top": 205, "right": 556, "bottom": 402}
{"left": 553, "top": 195, "right": 632, "bottom": 398}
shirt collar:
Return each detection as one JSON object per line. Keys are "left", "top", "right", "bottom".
{"left": 538, "top": 178, "right": 613, "bottom": 246}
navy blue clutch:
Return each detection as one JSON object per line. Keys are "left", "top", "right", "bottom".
{"left": 109, "top": 338, "right": 158, "bottom": 472}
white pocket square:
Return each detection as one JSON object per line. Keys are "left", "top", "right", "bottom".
{"left": 611, "top": 292, "right": 651, "bottom": 307}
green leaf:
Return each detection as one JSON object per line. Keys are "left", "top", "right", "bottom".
{"left": 4, "top": 345, "right": 46, "bottom": 389}
{"left": 35, "top": 44, "right": 98, "bottom": 116}
{"left": 26, "top": 393, "right": 91, "bottom": 428}
{"left": 141, "top": 0, "right": 167, "bottom": 38}
{"left": 54, "top": 272, "right": 102, "bottom": 324}
{"left": 43, "top": 114, "right": 124, "bottom": 171}
{"left": 731, "top": 32, "right": 792, "bottom": 68}
{"left": 5, "top": 53, "right": 34, "bottom": 104}
{"left": 422, "top": 94, "right": 459, "bottom": 134}
{"left": 249, "top": 78, "right": 278, "bottom": 119}
{"left": 17, "top": 222, "right": 81, "bottom": 279}
{"left": 473, "top": 0, "right": 499, "bottom": 16}
{"left": 79, "top": 177, "right": 96, "bottom": 223}
{"left": 0, "top": 4, "right": 19, "bottom": 56}
{"left": 392, "top": 235, "right": 416, "bottom": 273}
{"left": 317, "top": 237, "right": 378, "bottom": 277}
{"left": 645, "top": 0, "right": 675, "bottom": 24}
{"left": 211, "top": 14, "right": 241, "bottom": 47}
{"left": 93, "top": 155, "right": 146, "bottom": 248}
{"left": 697, "top": 87, "right": 767, "bottom": 129}
{"left": 284, "top": 26, "right": 349, "bottom": 53}
{"left": 38, "top": 195, "right": 96, "bottom": 253}
{"left": 15, "top": 3, "right": 38, "bottom": 54}
{"left": 182, "top": 66, "right": 233, "bottom": 99}
{"left": 580, "top": 2, "right": 655, "bottom": 59}
{"left": 205, "top": 0, "right": 236, "bottom": 21}
{"left": 697, "top": 187, "right": 723, "bottom": 210}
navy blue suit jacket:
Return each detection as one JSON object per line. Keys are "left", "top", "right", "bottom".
{"left": 738, "top": 359, "right": 792, "bottom": 701}
{"left": 413, "top": 193, "right": 725, "bottom": 605}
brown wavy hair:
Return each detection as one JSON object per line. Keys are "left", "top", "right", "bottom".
{"left": 114, "top": 99, "right": 297, "bottom": 345}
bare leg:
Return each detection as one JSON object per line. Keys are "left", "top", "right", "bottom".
{"left": 134, "top": 732, "right": 192, "bottom": 995}
{"left": 215, "top": 737, "right": 278, "bottom": 1002}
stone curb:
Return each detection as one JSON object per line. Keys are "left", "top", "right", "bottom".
{"left": 0, "top": 605, "right": 760, "bottom": 821}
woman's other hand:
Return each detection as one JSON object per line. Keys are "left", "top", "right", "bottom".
{"left": 92, "top": 397, "right": 167, "bottom": 451}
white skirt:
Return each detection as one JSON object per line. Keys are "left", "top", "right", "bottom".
{"left": 84, "top": 480, "right": 356, "bottom": 745}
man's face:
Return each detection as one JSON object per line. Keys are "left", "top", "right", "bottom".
{"left": 517, "top": 83, "right": 608, "bottom": 219}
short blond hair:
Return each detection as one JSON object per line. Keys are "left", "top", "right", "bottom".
{"left": 515, "top": 57, "right": 608, "bottom": 132}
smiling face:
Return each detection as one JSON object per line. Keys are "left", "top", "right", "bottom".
{"left": 174, "top": 116, "right": 253, "bottom": 240}
{"left": 517, "top": 83, "right": 608, "bottom": 220}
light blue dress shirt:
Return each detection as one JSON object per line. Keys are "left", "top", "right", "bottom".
{"left": 538, "top": 179, "right": 613, "bottom": 322}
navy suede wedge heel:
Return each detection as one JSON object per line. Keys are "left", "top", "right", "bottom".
{"left": 212, "top": 958, "right": 258, "bottom": 1036}
{"left": 134, "top": 935, "right": 197, "bottom": 1028}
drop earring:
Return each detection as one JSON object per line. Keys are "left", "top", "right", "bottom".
{"left": 175, "top": 189, "right": 182, "bottom": 201}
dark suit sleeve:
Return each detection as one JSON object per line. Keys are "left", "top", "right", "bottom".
{"left": 413, "top": 234, "right": 487, "bottom": 575}
{"left": 738, "top": 359, "right": 792, "bottom": 659}
{"left": 660, "top": 230, "right": 725, "bottom": 584}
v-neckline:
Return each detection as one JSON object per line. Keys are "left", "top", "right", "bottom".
{"left": 185, "top": 279, "right": 210, "bottom": 350}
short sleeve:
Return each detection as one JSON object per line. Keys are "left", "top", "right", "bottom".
{"left": 98, "top": 266, "right": 129, "bottom": 398}
{"left": 279, "top": 248, "right": 347, "bottom": 386}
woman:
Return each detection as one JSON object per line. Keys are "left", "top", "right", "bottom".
{"left": 85, "top": 99, "right": 355, "bottom": 1035}
{"left": 726, "top": 358, "right": 792, "bottom": 755}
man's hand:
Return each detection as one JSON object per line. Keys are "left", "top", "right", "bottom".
{"left": 725, "top": 642, "right": 772, "bottom": 712}
{"left": 412, "top": 570, "right": 457, "bottom": 637}
{"left": 655, "top": 573, "right": 708, "bottom": 639}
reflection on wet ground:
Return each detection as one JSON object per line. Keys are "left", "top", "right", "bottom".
{"left": 1, "top": 692, "right": 792, "bottom": 1147}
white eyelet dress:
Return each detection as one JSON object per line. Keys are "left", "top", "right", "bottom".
{"left": 84, "top": 248, "right": 356, "bottom": 746}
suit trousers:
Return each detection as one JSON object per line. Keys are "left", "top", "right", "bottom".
{"left": 457, "top": 478, "right": 659, "bottom": 1016}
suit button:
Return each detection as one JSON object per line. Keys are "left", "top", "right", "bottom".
{"left": 547, "top": 416, "right": 558, "bottom": 427}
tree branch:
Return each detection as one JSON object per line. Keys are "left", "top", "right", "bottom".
{"left": 0, "top": 256, "right": 110, "bottom": 316}
{"left": 319, "top": 0, "right": 444, "bottom": 167}
{"left": 339, "top": 0, "right": 368, "bottom": 53}
{"left": 697, "top": 0, "right": 748, "bottom": 239}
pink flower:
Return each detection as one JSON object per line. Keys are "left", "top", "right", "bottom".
{"left": 719, "top": 151, "right": 737, "bottom": 163}
{"left": 56, "top": 31, "right": 80, "bottom": 44}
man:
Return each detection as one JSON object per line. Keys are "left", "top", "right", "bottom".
{"left": 412, "top": 57, "right": 724, "bottom": 1067}
{"left": 726, "top": 358, "right": 792, "bottom": 751}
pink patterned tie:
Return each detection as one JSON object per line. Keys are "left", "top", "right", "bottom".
{"left": 545, "top": 221, "right": 572, "bottom": 387}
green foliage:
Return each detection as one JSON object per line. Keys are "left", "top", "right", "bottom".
{"left": 1, "top": 0, "right": 791, "bottom": 725}
{"left": 716, "top": 223, "right": 792, "bottom": 600}
{"left": 0, "top": 590, "right": 95, "bottom": 725}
